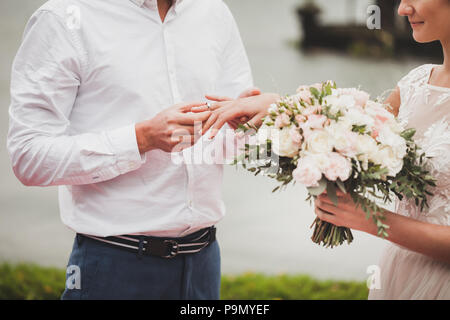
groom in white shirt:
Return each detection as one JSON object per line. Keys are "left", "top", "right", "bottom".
{"left": 7, "top": 0, "right": 256, "bottom": 299}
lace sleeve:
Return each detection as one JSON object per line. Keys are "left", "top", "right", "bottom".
{"left": 397, "top": 64, "right": 434, "bottom": 125}
{"left": 398, "top": 64, "right": 433, "bottom": 104}
{"left": 419, "top": 118, "right": 450, "bottom": 225}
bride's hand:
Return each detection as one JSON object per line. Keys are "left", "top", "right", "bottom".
{"left": 314, "top": 191, "right": 380, "bottom": 235}
{"left": 193, "top": 92, "right": 280, "bottom": 139}
{"left": 204, "top": 87, "right": 262, "bottom": 130}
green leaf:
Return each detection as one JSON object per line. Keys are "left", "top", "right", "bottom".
{"left": 310, "top": 87, "right": 321, "bottom": 100}
{"left": 324, "top": 84, "right": 332, "bottom": 96}
{"left": 326, "top": 182, "right": 338, "bottom": 207}
{"left": 237, "top": 124, "right": 249, "bottom": 132}
{"left": 400, "top": 128, "right": 416, "bottom": 141}
{"left": 307, "top": 178, "right": 327, "bottom": 196}
{"left": 336, "top": 179, "right": 347, "bottom": 194}
{"left": 352, "top": 124, "right": 367, "bottom": 134}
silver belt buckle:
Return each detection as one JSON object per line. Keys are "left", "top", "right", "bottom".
{"left": 163, "top": 240, "right": 179, "bottom": 258}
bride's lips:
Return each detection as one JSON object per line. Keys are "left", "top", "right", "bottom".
{"left": 409, "top": 21, "right": 425, "bottom": 28}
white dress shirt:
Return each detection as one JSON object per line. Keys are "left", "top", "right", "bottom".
{"left": 7, "top": 0, "right": 253, "bottom": 237}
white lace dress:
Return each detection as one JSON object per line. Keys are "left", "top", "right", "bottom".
{"left": 368, "top": 64, "right": 450, "bottom": 300}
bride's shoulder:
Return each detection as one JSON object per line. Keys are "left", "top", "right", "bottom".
{"left": 396, "top": 64, "right": 436, "bottom": 109}
{"left": 398, "top": 64, "right": 435, "bottom": 89}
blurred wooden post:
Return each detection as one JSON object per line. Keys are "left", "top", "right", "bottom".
{"left": 376, "top": 0, "right": 397, "bottom": 32}
{"left": 296, "top": 1, "right": 321, "bottom": 48}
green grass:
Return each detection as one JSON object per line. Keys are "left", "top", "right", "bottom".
{"left": 0, "top": 263, "right": 66, "bottom": 300}
{"left": 0, "top": 263, "right": 368, "bottom": 300}
{"left": 221, "top": 273, "right": 368, "bottom": 300}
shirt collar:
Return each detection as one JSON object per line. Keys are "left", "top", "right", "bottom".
{"left": 129, "top": 0, "right": 185, "bottom": 8}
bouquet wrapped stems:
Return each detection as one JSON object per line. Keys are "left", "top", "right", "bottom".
{"left": 310, "top": 218, "right": 354, "bottom": 248}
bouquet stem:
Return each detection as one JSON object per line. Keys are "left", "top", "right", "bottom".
{"left": 310, "top": 217, "right": 354, "bottom": 248}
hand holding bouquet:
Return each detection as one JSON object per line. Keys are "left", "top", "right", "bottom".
{"left": 233, "top": 81, "right": 435, "bottom": 248}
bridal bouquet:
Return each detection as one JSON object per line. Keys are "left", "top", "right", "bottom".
{"left": 233, "top": 81, "right": 435, "bottom": 248}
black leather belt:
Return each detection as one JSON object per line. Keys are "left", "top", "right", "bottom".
{"left": 78, "top": 226, "right": 216, "bottom": 259}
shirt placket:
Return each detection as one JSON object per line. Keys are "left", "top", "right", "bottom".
{"left": 162, "top": 21, "right": 195, "bottom": 213}
{"left": 162, "top": 26, "right": 181, "bottom": 104}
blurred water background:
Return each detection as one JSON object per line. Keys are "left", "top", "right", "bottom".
{"left": 0, "top": 0, "right": 430, "bottom": 281}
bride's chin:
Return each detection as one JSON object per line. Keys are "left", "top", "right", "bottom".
{"left": 411, "top": 30, "right": 438, "bottom": 44}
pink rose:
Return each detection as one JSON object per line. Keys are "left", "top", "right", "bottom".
{"left": 293, "top": 157, "right": 322, "bottom": 187}
{"left": 371, "top": 113, "right": 390, "bottom": 139}
{"left": 303, "top": 105, "right": 322, "bottom": 116}
{"left": 371, "top": 128, "right": 379, "bottom": 139}
{"left": 275, "top": 113, "right": 291, "bottom": 128}
{"left": 295, "top": 114, "right": 306, "bottom": 124}
{"left": 323, "top": 152, "right": 352, "bottom": 182}
{"left": 366, "top": 102, "right": 392, "bottom": 119}
{"left": 342, "top": 131, "right": 358, "bottom": 157}
{"left": 376, "top": 114, "right": 389, "bottom": 124}
{"left": 305, "top": 114, "right": 327, "bottom": 129}
{"left": 289, "top": 126, "right": 303, "bottom": 144}
{"left": 300, "top": 126, "right": 313, "bottom": 140}
{"left": 371, "top": 118, "right": 385, "bottom": 139}
{"left": 296, "top": 90, "right": 312, "bottom": 105}
{"left": 338, "top": 88, "right": 370, "bottom": 107}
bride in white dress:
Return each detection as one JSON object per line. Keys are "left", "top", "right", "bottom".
{"left": 315, "top": 1, "right": 450, "bottom": 299}
{"left": 363, "top": 62, "right": 450, "bottom": 299}
{"left": 191, "top": 0, "right": 450, "bottom": 299}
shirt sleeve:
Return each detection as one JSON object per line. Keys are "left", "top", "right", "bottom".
{"left": 216, "top": 3, "right": 254, "bottom": 99}
{"left": 7, "top": 10, "right": 145, "bottom": 187}
{"left": 214, "top": 3, "right": 255, "bottom": 156}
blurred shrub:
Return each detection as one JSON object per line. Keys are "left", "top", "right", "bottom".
{"left": 221, "top": 273, "right": 368, "bottom": 300}
{"left": 0, "top": 263, "right": 368, "bottom": 300}
{"left": 0, "top": 263, "right": 65, "bottom": 300}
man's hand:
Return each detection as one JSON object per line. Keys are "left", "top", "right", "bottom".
{"left": 135, "top": 102, "right": 211, "bottom": 153}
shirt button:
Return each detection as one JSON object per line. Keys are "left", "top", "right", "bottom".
{"left": 128, "top": 161, "right": 138, "bottom": 170}
{"left": 188, "top": 200, "right": 193, "bottom": 207}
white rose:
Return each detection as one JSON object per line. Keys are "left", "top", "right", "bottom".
{"left": 324, "top": 96, "right": 341, "bottom": 114}
{"left": 335, "top": 117, "right": 353, "bottom": 131}
{"left": 312, "top": 152, "right": 331, "bottom": 173}
{"left": 337, "top": 88, "right": 370, "bottom": 107}
{"left": 371, "top": 145, "right": 404, "bottom": 176}
{"left": 377, "top": 127, "right": 407, "bottom": 159}
{"left": 355, "top": 134, "right": 378, "bottom": 170}
{"left": 387, "top": 119, "right": 405, "bottom": 135}
{"left": 324, "top": 94, "right": 355, "bottom": 115}
{"left": 293, "top": 155, "right": 322, "bottom": 187}
{"left": 326, "top": 122, "right": 359, "bottom": 157}
{"left": 267, "top": 104, "right": 278, "bottom": 114}
{"left": 345, "top": 107, "right": 375, "bottom": 129}
{"left": 365, "top": 101, "right": 394, "bottom": 121}
{"left": 271, "top": 126, "right": 301, "bottom": 158}
{"left": 306, "top": 130, "right": 333, "bottom": 154}
{"left": 323, "top": 152, "right": 353, "bottom": 182}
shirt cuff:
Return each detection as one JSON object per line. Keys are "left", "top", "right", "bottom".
{"left": 105, "top": 124, "right": 146, "bottom": 175}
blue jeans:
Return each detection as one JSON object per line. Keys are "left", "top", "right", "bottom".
{"left": 61, "top": 234, "right": 221, "bottom": 300}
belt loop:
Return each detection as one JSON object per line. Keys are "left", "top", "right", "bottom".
{"left": 136, "top": 236, "right": 145, "bottom": 260}
{"left": 209, "top": 226, "right": 216, "bottom": 243}
{"left": 76, "top": 234, "right": 84, "bottom": 247}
